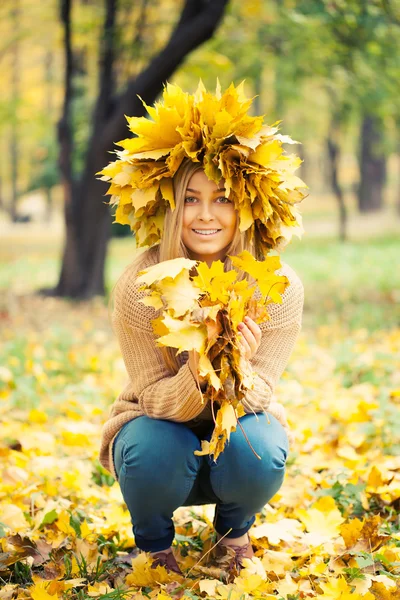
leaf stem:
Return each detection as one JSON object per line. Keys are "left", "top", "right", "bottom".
{"left": 237, "top": 418, "right": 261, "bottom": 460}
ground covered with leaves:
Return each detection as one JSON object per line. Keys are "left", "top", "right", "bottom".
{"left": 1, "top": 236, "right": 400, "bottom": 599}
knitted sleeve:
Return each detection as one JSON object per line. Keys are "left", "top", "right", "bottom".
{"left": 112, "top": 264, "right": 207, "bottom": 422}
{"left": 241, "top": 263, "right": 304, "bottom": 414}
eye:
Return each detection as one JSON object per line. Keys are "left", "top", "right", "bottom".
{"left": 216, "top": 196, "right": 232, "bottom": 204}
{"left": 184, "top": 196, "right": 198, "bottom": 204}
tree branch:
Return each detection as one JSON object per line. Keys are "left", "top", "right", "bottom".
{"left": 57, "top": 0, "right": 74, "bottom": 196}
{"left": 94, "top": 0, "right": 118, "bottom": 124}
{"left": 382, "top": 0, "right": 400, "bottom": 25}
{"left": 101, "top": 0, "right": 229, "bottom": 151}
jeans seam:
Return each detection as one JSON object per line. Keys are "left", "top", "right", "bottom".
{"left": 119, "top": 462, "right": 128, "bottom": 499}
{"left": 209, "top": 460, "right": 226, "bottom": 501}
{"left": 115, "top": 438, "right": 128, "bottom": 492}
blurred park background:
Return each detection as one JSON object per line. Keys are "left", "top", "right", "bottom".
{"left": 0, "top": 0, "right": 399, "bottom": 308}
{"left": 1, "top": 1, "right": 400, "bottom": 595}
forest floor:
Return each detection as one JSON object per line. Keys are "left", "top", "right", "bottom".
{"left": 1, "top": 225, "right": 400, "bottom": 599}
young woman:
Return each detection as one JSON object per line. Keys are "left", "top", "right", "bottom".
{"left": 99, "top": 158, "right": 304, "bottom": 575}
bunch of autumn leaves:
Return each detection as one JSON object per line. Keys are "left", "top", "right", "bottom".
{"left": 137, "top": 250, "right": 289, "bottom": 460}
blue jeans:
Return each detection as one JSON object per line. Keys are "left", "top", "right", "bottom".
{"left": 112, "top": 412, "right": 289, "bottom": 552}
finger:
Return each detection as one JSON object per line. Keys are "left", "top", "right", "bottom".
{"left": 239, "top": 323, "right": 258, "bottom": 355}
{"left": 244, "top": 316, "right": 262, "bottom": 341}
{"left": 238, "top": 332, "right": 251, "bottom": 358}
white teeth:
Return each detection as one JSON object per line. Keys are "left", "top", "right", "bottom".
{"left": 193, "top": 229, "right": 220, "bottom": 235}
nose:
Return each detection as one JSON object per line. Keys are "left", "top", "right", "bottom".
{"left": 196, "top": 201, "right": 215, "bottom": 222}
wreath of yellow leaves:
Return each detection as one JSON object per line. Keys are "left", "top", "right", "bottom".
{"left": 98, "top": 80, "right": 308, "bottom": 254}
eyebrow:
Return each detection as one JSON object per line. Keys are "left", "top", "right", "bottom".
{"left": 186, "top": 187, "right": 226, "bottom": 194}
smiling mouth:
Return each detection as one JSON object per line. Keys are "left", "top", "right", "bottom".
{"left": 192, "top": 229, "right": 221, "bottom": 236}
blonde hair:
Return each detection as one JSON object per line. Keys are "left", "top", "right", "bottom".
{"left": 109, "top": 158, "right": 265, "bottom": 373}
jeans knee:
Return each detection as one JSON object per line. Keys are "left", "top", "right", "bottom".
{"left": 210, "top": 414, "right": 288, "bottom": 502}
{"left": 115, "top": 417, "right": 201, "bottom": 489}
{"left": 222, "top": 414, "right": 288, "bottom": 465}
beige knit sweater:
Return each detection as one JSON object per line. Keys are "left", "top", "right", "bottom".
{"left": 99, "top": 247, "right": 304, "bottom": 480}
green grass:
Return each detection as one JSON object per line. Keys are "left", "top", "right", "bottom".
{"left": 107, "top": 234, "right": 400, "bottom": 331}
{"left": 283, "top": 235, "right": 400, "bottom": 330}
{"left": 1, "top": 234, "right": 399, "bottom": 332}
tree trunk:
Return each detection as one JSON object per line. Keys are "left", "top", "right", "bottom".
{"left": 44, "top": 50, "right": 55, "bottom": 223}
{"left": 327, "top": 117, "right": 347, "bottom": 242}
{"left": 396, "top": 139, "right": 400, "bottom": 216}
{"left": 45, "top": 187, "right": 53, "bottom": 223}
{"left": 51, "top": 0, "right": 78, "bottom": 297}
{"left": 357, "top": 113, "right": 387, "bottom": 213}
{"left": 10, "top": 0, "right": 20, "bottom": 222}
{"left": 50, "top": 0, "right": 229, "bottom": 299}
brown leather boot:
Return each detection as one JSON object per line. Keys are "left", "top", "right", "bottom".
{"left": 214, "top": 535, "right": 254, "bottom": 573}
{"left": 150, "top": 549, "right": 182, "bottom": 575}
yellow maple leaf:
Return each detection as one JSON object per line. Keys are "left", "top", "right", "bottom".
{"left": 55, "top": 511, "right": 76, "bottom": 536}
{"left": 198, "top": 353, "right": 221, "bottom": 390}
{"left": 0, "top": 504, "right": 29, "bottom": 531}
{"left": 30, "top": 581, "right": 60, "bottom": 600}
{"left": 208, "top": 401, "right": 238, "bottom": 461}
{"left": 297, "top": 496, "right": 344, "bottom": 542}
{"left": 235, "top": 573, "right": 269, "bottom": 595}
{"left": 140, "top": 293, "right": 164, "bottom": 311}
{"left": 136, "top": 257, "right": 197, "bottom": 285}
{"left": 340, "top": 514, "right": 388, "bottom": 554}
{"left": 370, "top": 580, "right": 400, "bottom": 599}
{"left": 125, "top": 552, "right": 178, "bottom": 586}
{"left": 192, "top": 260, "right": 238, "bottom": 304}
{"left": 317, "top": 576, "right": 375, "bottom": 599}
{"left": 198, "top": 579, "right": 220, "bottom": 596}
{"left": 155, "top": 314, "right": 207, "bottom": 355}
{"left": 340, "top": 517, "right": 364, "bottom": 548}
{"left": 229, "top": 250, "right": 289, "bottom": 303}
{"left": 252, "top": 518, "right": 304, "bottom": 545}
{"left": 157, "top": 270, "right": 201, "bottom": 317}
{"left": 366, "top": 465, "right": 389, "bottom": 490}
{"left": 261, "top": 549, "right": 295, "bottom": 576}
{"left": 86, "top": 583, "right": 113, "bottom": 597}
{"left": 274, "top": 573, "right": 298, "bottom": 597}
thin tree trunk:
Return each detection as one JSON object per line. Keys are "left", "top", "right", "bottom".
{"left": 396, "top": 138, "right": 400, "bottom": 216}
{"left": 357, "top": 113, "right": 387, "bottom": 213}
{"left": 50, "top": 0, "right": 78, "bottom": 298}
{"left": 45, "top": 188, "right": 53, "bottom": 223}
{"left": 10, "top": 0, "right": 20, "bottom": 222}
{"left": 252, "top": 30, "right": 263, "bottom": 115}
{"left": 51, "top": 0, "right": 229, "bottom": 299}
{"left": 44, "top": 50, "right": 55, "bottom": 223}
{"left": 327, "top": 116, "right": 347, "bottom": 242}
{"left": 395, "top": 139, "right": 400, "bottom": 216}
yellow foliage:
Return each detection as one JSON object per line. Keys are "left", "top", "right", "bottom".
{"left": 30, "top": 581, "right": 60, "bottom": 600}
{"left": 98, "top": 80, "right": 306, "bottom": 251}
{"left": 296, "top": 496, "right": 345, "bottom": 544}
{"left": 125, "top": 553, "right": 179, "bottom": 586}
{"left": 138, "top": 252, "right": 287, "bottom": 459}
{"left": 1, "top": 279, "right": 400, "bottom": 600}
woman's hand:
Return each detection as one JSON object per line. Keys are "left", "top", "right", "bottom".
{"left": 237, "top": 316, "right": 262, "bottom": 360}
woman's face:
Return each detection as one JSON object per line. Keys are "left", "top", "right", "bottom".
{"left": 181, "top": 170, "right": 237, "bottom": 265}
